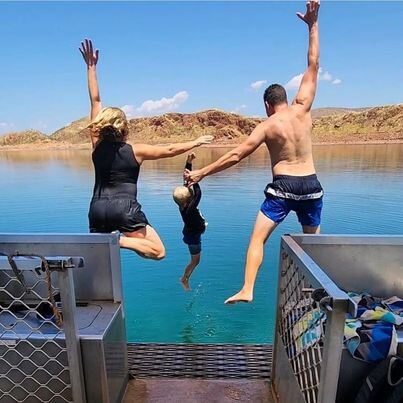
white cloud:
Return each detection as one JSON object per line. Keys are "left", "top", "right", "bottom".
{"left": 121, "top": 91, "right": 189, "bottom": 117}
{"left": 121, "top": 104, "right": 135, "bottom": 117}
{"left": 285, "top": 73, "right": 304, "bottom": 91}
{"left": 138, "top": 91, "right": 189, "bottom": 116}
{"left": 285, "top": 68, "right": 341, "bottom": 90}
{"left": 250, "top": 80, "right": 267, "bottom": 90}
{"left": 318, "top": 68, "right": 342, "bottom": 85}
{"left": 318, "top": 67, "right": 335, "bottom": 82}
{"left": 230, "top": 104, "right": 247, "bottom": 114}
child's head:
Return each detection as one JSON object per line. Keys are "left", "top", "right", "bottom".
{"left": 173, "top": 186, "right": 192, "bottom": 208}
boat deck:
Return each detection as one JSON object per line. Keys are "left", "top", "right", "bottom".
{"left": 124, "top": 343, "right": 274, "bottom": 402}
{"left": 123, "top": 379, "right": 274, "bottom": 403}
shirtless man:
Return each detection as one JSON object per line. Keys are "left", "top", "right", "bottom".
{"left": 185, "top": 0, "right": 323, "bottom": 304}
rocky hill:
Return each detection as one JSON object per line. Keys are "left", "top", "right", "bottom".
{"left": 51, "top": 117, "right": 90, "bottom": 144}
{"left": 311, "top": 107, "right": 368, "bottom": 119}
{"left": 1, "top": 106, "right": 402, "bottom": 148}
{"left": 49, "top": 109, "right": 262, "bottom": 145}
{"left": 312, "top": 104, "right": 403, "bottom": 142}
{"left": 0, "top": 130, "right": 54, "bottom": 146}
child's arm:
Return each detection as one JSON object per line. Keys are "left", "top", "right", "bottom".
{"left": 183, "top": 153, "right": 195, "bottom": 185}
{"left": 186, "top": 183, "right": 202, "bottom": 210}
{"left": 183, "top": 152, "right": 201, "bottom": 210}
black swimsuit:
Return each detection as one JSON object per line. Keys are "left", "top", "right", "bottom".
{"left": 88, "top": 140, "right": 149, "bottom": 233}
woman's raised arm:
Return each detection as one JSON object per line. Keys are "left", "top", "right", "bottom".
{"left": 79, "top": 39, "right": 102, "bottom": 146}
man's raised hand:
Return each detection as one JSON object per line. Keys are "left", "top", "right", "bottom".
{"left": 297, "top": 0, "right": 320, "bottom": 27}
{"left": 184, "top": 168, "right": 204, "bottom": 187}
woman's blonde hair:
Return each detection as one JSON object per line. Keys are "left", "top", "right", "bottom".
{"left": 88, "top": 107, "right": 129, "bottom": 141}
{"left": 173, "top": 186, "right": 192, "bottom": 207}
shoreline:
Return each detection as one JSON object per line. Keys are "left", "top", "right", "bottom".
{"left": 0, "top": 139, "right": 403, "bottom": 152}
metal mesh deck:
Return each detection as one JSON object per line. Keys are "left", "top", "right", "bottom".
{"left": 127, "top": 343, "right": 272, "bottom": 379}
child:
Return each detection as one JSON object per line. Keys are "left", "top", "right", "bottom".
{"left": 173, "top": 153, "right": 206, "bottom": 291}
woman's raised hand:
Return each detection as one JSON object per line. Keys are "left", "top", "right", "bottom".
{"left": 196, "top": 135, "right": 214, "bottom": 145}
{"left": 79, "top": 39, "right": 99, "bottom": 67}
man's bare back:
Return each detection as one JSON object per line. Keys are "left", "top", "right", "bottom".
{"left": 261, "top": 104, "right": 315, "bottom": 177}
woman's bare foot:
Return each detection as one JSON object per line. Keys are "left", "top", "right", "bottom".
{"left": 224, "top": 289, "right": 253, "bottom": 304}
{"left": 180, "top": 277, "right": 191, "bottom": 291}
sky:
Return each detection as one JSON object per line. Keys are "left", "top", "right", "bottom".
{"left": 0, "top": 1, "right": 402, "bottom": 134}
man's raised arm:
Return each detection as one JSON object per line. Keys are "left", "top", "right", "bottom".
{"left": 293, "top": 0, "right": 320, "bottom": 112}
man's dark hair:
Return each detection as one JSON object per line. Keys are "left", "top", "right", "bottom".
{"left": 263, "top": 84, "right": 288, "bottom": 106}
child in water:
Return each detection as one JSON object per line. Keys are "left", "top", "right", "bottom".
{"left": 173, "top": 153, "right": 207, "bottom": 291}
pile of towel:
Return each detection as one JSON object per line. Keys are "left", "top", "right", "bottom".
{"left": 344, "top": 294, "right": 403, "bottom": 362}
{"left": 288, "top": 294, "right": 403, "bottom": 362}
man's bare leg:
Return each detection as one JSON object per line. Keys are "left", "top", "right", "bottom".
{"left": 120, "top": 225, "right": 166, "bottom": 260}
{"left": 225, "top": 212, "right": 277, "bottom": 304}
{"left": 180, "top": 253, "right": 201, "bottom": 291}
{"left": 302, "top": 225, "right": 320, "bottom": 234}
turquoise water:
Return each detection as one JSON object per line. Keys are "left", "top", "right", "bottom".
{"left": 0, "top": 144, "right": 402, "bottom": 343}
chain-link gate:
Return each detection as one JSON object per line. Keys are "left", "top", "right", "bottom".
{"left": 278, "top": 252, "right": 326, "bottom": 403}
{"left": 273, "top": 235, "right": 352, "bottom": 403}
{"left": 0, "top": 254, "right": 86, "bottom": 403}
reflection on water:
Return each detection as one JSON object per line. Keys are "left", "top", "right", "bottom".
{"left": 0, "top": 149, "right": 93, "bottom": 170}
{"left": 0, "top": 143, "right": 402, "bottom": 344}
{"left": 1, "top": 143, "right": 403, "bottom": 172}
{"left": 314, "top": 143, "right": 403, "bottom": 172}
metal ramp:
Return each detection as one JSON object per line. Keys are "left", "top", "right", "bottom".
{"left": 127, "top": 343, "right": 272, "bottom": 379}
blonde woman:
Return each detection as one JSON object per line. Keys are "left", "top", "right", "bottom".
{"left": 79, "top": 39, "right": 213, "bottom": 260}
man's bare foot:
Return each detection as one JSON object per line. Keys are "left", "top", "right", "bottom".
{"left": 180, "top": 277, "right": 191, "bottom": 291}
{"left": 224, "top": 289, "right": 253, "bottom": 304}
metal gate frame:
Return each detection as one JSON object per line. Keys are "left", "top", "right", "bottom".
{"left": 272, "top": 235, "right": 356, "bottom": 403}
{"left": 0, "top": 254, "right": 86, "bottom": 403}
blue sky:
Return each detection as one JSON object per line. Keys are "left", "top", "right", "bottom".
{"left": 0, "top": 1, "right": 402, "bottom": 134}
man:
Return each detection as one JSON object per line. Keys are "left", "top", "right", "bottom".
{"left": 185, "top": 0, "right": 323, "bottom": 304}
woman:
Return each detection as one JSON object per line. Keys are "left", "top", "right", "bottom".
{"left": 79, "top": 39, "right": 213, "bottom": 260}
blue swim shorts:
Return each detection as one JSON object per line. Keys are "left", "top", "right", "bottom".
{"left": 261, "top": 195, "right": 323, "bottom": 226}
{"left": 261, "top": 174, "right": 324, "bottom": 227}
{"left": 182, "top": 230, "right": 202, "bottom": 255}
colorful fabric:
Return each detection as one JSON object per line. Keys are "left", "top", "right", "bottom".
{"left": 292, "top": 307, "right": 325, "bottom": 354}
{"left": 344, "top": 293, "right": 403, "bottom": 362}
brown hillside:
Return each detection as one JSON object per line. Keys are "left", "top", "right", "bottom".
{"left": 311, "top": 107, "right": 368, "bottom": 119}
{"left": 312, "top": 104, "right": 403, "bottom": 142}
{"left": 126, "top": 110, "right": 262, "bottom": 143}
{"left": 51, "top": 117, "right": 91, "bottom": 143}
{"left": 0, "top": 130, "right": 53, "bottom": 146}
{"left": 1, "top": 105, "right": 402, "bottom": 148}
{"left": 49, "top": 109, "right": 262, "bottom": 145}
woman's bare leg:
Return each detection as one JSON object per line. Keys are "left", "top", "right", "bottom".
{"left": 120, "top": 225, "right": 166, "bottom": 260}
{"left": 180, "top": 253, "right": 201, "bottom": 291}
